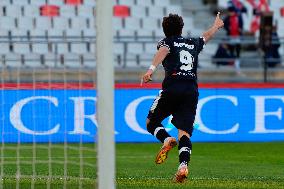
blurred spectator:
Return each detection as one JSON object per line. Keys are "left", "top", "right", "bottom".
{"left": 213, "top": 43, "right": 234, "bottom": 66}
{"left": 264, "top": 26, "right": 281, "bottom": 68}
{"left": 247, "top": 0, "right": 270, "bottom": 34}
{"left": 224, "top": 6, "right": 243, "bottom": 74}
{"left": 227, "top": 0, "right": 247, "bottom": 15}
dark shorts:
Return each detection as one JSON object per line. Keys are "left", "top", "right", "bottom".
{"left": 147, "top": 90, "right": 198, "bottom": 136}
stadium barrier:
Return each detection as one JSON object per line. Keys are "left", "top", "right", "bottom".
{"left": 0, "top": 36, "right": 284, "bottom": 82}
{"left": 1, "top": 83, "right": 284, "bottom": 143}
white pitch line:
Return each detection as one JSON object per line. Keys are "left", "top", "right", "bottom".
{"left": 1, "top": 155, "right": 153, "bottom": 159}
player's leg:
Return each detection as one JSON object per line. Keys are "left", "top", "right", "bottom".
{"left": 178, "top": 130, "right": 192, "bottom": 166}
{"left": 171, "top": 92, "right": 197, "bottom": 182}
{"left": 175, "top": 129, "right": 192, "bottom": 183}
{"left": 234, "top": 43, "right": 242, "bottom": 74}
{"left": 235, "top": 43, "right": 241, "bottom": 58}
{"left": 148, "top": 118, "right": 177, "bottom": 164}
{"left": 146, "top": 118, "right": 172, "bottom": 144}
{"left": 146, "top": 90, "right": 177, "bottom": 164}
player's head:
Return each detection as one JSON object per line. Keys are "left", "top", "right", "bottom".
{"left": 162, "top": 14, "right": 184, "bottom": 38}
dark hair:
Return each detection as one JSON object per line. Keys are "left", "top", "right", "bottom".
{"left": 228, "top": 6, "right": 236, "bottom": 12}
{"left": 162, "top": 14, "right": 184, "bottom": 37}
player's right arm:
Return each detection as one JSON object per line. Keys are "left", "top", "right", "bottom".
{"left": 141, "top": 46, "right": 169, "bottom": 84}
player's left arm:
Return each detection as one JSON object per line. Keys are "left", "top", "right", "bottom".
{"left": 202, "top": 12, "right": 224, "bottom": 43}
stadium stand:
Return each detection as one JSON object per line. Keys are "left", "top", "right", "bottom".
{"left": 0, "top": 0, "right": 198, "bottom": 69}
{"left": 0, "top": 0, "right": 283, "bottom": 82}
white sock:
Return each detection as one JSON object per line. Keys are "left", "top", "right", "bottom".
{"left": 163, "top": 137, "right": 171, "bottom": 143}
{"left": 179, "top": 161, "right": 188, "bottom": 169}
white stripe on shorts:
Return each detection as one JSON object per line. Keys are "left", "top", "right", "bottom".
{"left": 154, "top": 127, "right": 164, "bottom": 137}
{"left": 150, "top": 90, "right": 162, "bottom": 113}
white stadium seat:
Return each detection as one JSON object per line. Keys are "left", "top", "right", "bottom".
{"left": 62, "top": 53, "right": 81, "bottom": 67}
{"left": 52, "top": 17, "right": 69, "bottom": 30}
{"left": 1, "top": 0, "right": 11, "bottom": 6}
{"left": 154, "top": 0, "right": 170, "bottom": 6}
{"left": 46, "top": 0, "right": 64, "bottom": 6}
{"left": 0, "top": 6, "right": 4, "bottom": 17}
{"left": 114, "top": 43, "right": 124, "bottom": 55}
{"left": 202, "top": 43, "right": 218, "bottom": 56}
{"left": 84, "top": 0, "right": 97, "bottom": 6}
{"left": 139, "top": 53, "right": 153, "bottom": 67}
{"left": 148, "top": 6, "right": 165, "bottom": 18}
{"left": 82, "top": 53, "right": 96, "bottom": 67}
{"left": 54, "top": 43, "right": 70, "bottom": 54}
{"left": 137, "top": 0, "right": 153, "bottom": 6}
{"left": 166, "top": 5, "right": 182, "bottom": 15}
{"left": 119, "top": 0, "right": 135, "bottom": 6}
{"left": 24, "top": 5, "right": 40, "bottom": 17}
{"left": 89, "top": 43, "right": 96, "bottom": 53}
{"left": 0, "top": 43, "right": 11, "bottom": 55}
{"left": 47, "top": 29, "right": 64, "bottom": 38}
{"left": 131, "top": 6, "right": 146, "bottom": 18}
{"left": 136, "top": 29, "right": 154, "bottom": 39}
{"left": 145, "top": 43, "right": 156, "bottom": 54}
{"left": 113, "top": 18, "right": 124, "bottom": 30}
{"left": 11, "top": 29, "right": 28, "bottom": 37}
{"left": 13, "top": 43, "right": 31, "bottom": 54}
{"left": 127, "top": 43, "right": 143, "bottom": 55}
{"left": 32, "top": 43, "right": 50, "bottom": 54}
{"left": 124, "top": 17, "right": 141, "bottom": 30}
{"left": 29, "top": 29, "right": 47, "bottom": 38}
{"left": 36, "top": 17, "right": 52, "bottom": 30}
{"left": 142, "top": 18, "right": 159, "bottom": 29}
{"left": 6, "top": 5, "right": 22, "bottom": 18}
{"left": 4, "top": 53, "right": 22, "bottom": 67}
{"left": 77, "top": 6, "right": 94, "bottom": 18}
{"left": 117, "top": 29, "right": 135, "bottom": 38}
{"left": 71, "top": 43, "right": 88, "bottom": 54}
{"left": 83, "top": 29, "right": 96, "bottom": 37}
{"left": 125, "top": 54, "right": 138, "bottom": 67}
{"left": 87, "top": 17, "right": 96, "bottom": 29}
{"left": 24, "top": 53, "right": 42, "bottom": 67}
{"left": 30, "top": 0, "right": 46, "bottom": 6}
{"left": 153, "top": 29, "right": 164, "bottom": 38}
{"left": 0, "top": 29, "right": 9, "bottom": 37}
{"left": 0, "top": 17, "right": 16, "bottom": 30}
{"left": 71, "top": 17, "right": 88, "bottom": 29}
{"left": 43, "top": 53, "right": 57, "bottom": 67}
{"left": 17, "top": 17, "right": 34, "bottom": 30}
{"left": 65, "top": 29, "right": 83, "bottom": 38}
{"left": 13, "top": 0, "right": 29, "bottom": 6}
{"left": 60, "top": 5, "right": 76, "bottom": 18}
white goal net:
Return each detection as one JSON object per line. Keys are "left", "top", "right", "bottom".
{"left": 0, "top": 41, "right": 97, "bottom": 189}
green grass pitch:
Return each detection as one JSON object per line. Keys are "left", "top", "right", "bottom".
{"left": 1, "top": 142, "right": 284, "bottom": 188}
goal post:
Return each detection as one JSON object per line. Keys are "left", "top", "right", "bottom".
{"left": 96, "top": 0, "right": 115, "bottom": 189}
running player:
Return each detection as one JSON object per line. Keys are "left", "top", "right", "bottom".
{"left": 141, "top": 12, "right": 224, "bottom": 183}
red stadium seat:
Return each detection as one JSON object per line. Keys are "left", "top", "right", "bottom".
{"left": 281, "top": 7, "right": 284, "bottom": 17}
{"left": 40, "top": 5, "right": 60, "bottom": 17}
{"left": 113, "top": 5, "right": 130, "bottom": 18}
{"left": 65, "top": 0, "right": 83, "bottom": 5}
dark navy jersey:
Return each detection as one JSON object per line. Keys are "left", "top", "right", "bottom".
{"left": 157, "top": 36, "right": 205, "bottom": 93}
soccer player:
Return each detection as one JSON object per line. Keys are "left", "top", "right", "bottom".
{"left": 141, "top": 13, "right": 224, "bottom": 183}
